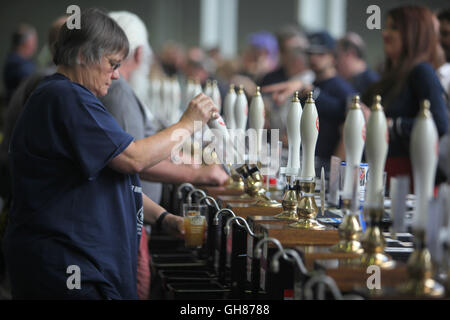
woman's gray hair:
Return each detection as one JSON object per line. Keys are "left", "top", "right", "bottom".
{"left": 53, "top": 8, "right": 129, "bottom": 67}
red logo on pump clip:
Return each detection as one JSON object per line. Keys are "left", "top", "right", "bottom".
{"left": 316, "top": 117, "right": 319, "bottom": 131}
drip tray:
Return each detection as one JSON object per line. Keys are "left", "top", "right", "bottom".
{"left": 159, "top": 270, "right": 217, "bottom": 284}
{"left": 151, "top": 253, "right": 207, "bottom": 269}
{"left": 152, "top": 252, "right": 197, "bottom": 260}
{"left": 166, "top": 281, "right": 230, "bottom": 300}
{"left": 150, "top": 247, "right": 194, "bottom": 255}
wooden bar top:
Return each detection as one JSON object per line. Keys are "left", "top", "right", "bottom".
{"left": 217, "top": 195, "right": 257, "bottom": 208}
{"left": 217, "top": 193, "right": 284, "bottom": 206}
{"left": 294, "top": 245, "right": 360, "bottom": 270}
{"left": 257, "top": 223, "right": 339, "bottom": 247}
{"left": 217, "top": 195, "right": 255, "bottom": 202}
{"left": 229, "top": 206, "right": 283, "bottom": 219}
{"left": 314, "top": 259, "right": 446, "bottom": 299}
{"left": 247, "top": 215, "right": 292, "bottom": 225}
{"left": 247, "top": 215, "right": 293, "bottom": 237}
{"left": 198, "top": 185, "right": 244, "bottom": 197}
{"left": 314, "top": 259, "right": 408, "bottom": 293}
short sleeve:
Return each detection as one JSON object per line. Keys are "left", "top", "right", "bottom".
{"left": 63, "top": 90, "right": 133, "bottom": 180}
{"left": 100, "top": 79, "right": 144, "bottom": 140}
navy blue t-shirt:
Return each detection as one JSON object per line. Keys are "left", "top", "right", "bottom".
{"left": 3, "top": 73, "right": 143, "bottom": 299}
{"left": 350, "top": 68, "right": 379, "bottom": 96}
{"left": 258, "top": 67, "right": 288, "bottom": 87}
{"left": 383, "top": 62, "right": 448, "bottom": 157}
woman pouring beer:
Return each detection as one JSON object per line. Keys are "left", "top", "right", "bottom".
{"left": 3, "top": 8, "right": 219, "bottom": 299}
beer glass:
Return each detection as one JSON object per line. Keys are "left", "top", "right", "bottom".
{"left": 183, "top": 204, "right": 207, "bottom": 248}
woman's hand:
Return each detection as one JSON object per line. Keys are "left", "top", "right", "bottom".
{"left": 162, "top": 213, "right": 185, "bottom": 239}
{"left": 180, "top": 93, "right": 219, "bottom": 132}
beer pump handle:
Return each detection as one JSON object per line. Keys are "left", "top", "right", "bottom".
{"left": 342, "top": 96, "right": 366, "bottom": 199}
{"left": 286, "top": 91, "right": 302, "bottom": 176}
{"left": 223, "top": 84, "right": 237, "bottom": 130}
{"left": 300, "top": 92, "right": 319, "bottom": 179}
{"left": 249, "top": 86, "right": 266, "bottom": 163}
{"left": 410, "top": 100, "right": 439, "bottom": 231}
{"left": 365, "top": 95, "right": 388, "bottom": 207}
{"left": 234, "top": 85, "right": 248, "bottom": 131}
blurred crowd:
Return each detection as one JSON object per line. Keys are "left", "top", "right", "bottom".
{"left": 2, "top": 6, "right": 450, "bottom": 190}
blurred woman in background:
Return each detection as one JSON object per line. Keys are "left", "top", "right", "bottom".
{"left": 362, "top": 6, "right": 448, "bottom": 185}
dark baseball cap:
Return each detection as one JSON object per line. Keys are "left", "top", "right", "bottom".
{"left": 307, "top": 31, "right": 336, "bottom": 54}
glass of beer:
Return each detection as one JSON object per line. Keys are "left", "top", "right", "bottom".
{"left": 183, "top": 204, "right": 207, "bottom": 249}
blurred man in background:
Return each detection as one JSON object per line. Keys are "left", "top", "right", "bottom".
{"left": 258, "top": 26, "right": 314, "bottom": 144}
{"left": 0, "top": 17, "right": 65, "bottom": 214}
{"left": 229, "top": 31, "right": 279, "bottom": 97}
{"left": 436, "top": 10, "right": 450, "bottom": 99}
{"left": 263, "top": 31, "right": 355, "bottom": 172}
{"left": 0, "top": 16, "right": 64, "bottom": 299}
{"left": 241, "top": 32, "right": 279, "bottom": 84}
{"left": 159, "top": 41, "right": 186, "bottom": 78}
{"left": 184, "top": 47, "right": 210, "bottom": 86}
{"left": 2, "top": 24, "right": 38, "bottom": 104}
{"left": 259, "top": 25, "right": 313, "bottom": 87}
{"left": 435, "top": 9, "right": 450, "bottom": 183}
{"left": 304, "top": 32, "right": 355, "bottom": 170}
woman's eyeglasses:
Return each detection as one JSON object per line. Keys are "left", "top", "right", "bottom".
{"left": 107, "top": 58, "right": 121, "bottom": 71}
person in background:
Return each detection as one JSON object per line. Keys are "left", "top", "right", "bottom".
{"left": 241, "top": 32, "right": 279, "bottom": 84}
{"left": 259, "top": 25, "right": 312, "bottom": 88}
{"left": 0, "top": 17, "right": 65, "bottom": 205}
{"left": 3, "top": 8, "right": 219, "bottom": 299}
{"left": 438, "top": 9, "right": 450, "bottom": 64}
{"left": 255, "top": 26, "right": 313, "bottom": 147}
{"left": 362, "top": 6, "right": 448, "bottom": 185}
{"left": 263, "top": 45, "right": 315, "bottom": 147}
{"left": 435, "top": 9, "right": 450, "bottom": 183}
{"left": 159, "top": 41, "right": 186, "bottom": 78}
{"left": 264, "top": 31, "right": 355, "bottom": 172}
{"left": 184, "top": 47, "right": 210, "bottom": 86}
{"left": 260, "top": 26, "right": 315, "bottom": 106}
{"left": 2, "top": 24, "right": 38, "bottom": 104}
{"left": 436, "top": 9, "right": 450, "bottom": 99}
{"left": 35, "top": 17, "right": 67, "bottom": 69}
{"left": 182, "top": 46, "right": 228, "bottom": 112}
{"left": 336, "top": 32, "right": 379, "bottom": 96}
{"left": 230, "top": 31, "right": 279, "bottom": 97}
{"left": 205, "top": 46, "right": 223, "bottom": 77}
{"left": 0, "top": 16, "right": 66, "bottom": 291}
